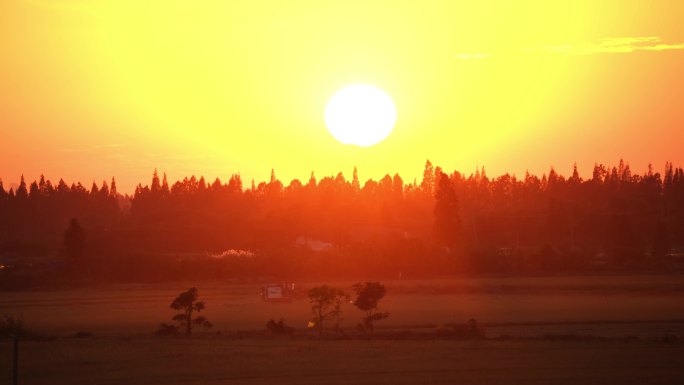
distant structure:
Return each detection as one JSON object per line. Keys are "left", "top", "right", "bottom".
{"left": 261, "top": 282, "right": 296, "bottom": 302}
{"left": 294, "top": 236, "right": 333, "bottom": 252}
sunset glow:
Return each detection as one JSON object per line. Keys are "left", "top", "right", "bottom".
{"left": 2, "top": 3, "right": 684, "bottom": 382}
{"left": 1, "top": 1, "right": 683, "bottom": 191}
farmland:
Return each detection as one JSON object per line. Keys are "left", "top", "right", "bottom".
{"left": 1, "top": 274, "right": 684, "bottom": 384}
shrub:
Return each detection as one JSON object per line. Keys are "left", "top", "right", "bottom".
{"left": 155, "top": 323, "right": 179, "bottom": 336}
{"left": 266, "top": 319, "right": 294, "bottom": 335}
{"left": 0, "top": 315, "right": 25, "bottom": 338}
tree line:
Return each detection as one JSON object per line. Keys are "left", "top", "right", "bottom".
{"left": 158, "top": 282, "right": 390, "bottom": 337}
{"left": 0, "top": 159, "right": 683, "bottom": 283}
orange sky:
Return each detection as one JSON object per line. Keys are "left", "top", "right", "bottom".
{"left": 1, "top": 1, "right": 683, "bottom": 192}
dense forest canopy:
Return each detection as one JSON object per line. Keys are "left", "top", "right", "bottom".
{"left": 0, "top": 160, "right": 682, "bottom": 283}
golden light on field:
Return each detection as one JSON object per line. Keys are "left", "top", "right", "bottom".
{"left": 325, "top": 84, "right": 397, "bottom": 147}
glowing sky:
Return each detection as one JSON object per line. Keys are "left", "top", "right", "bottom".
{"left": 1, "top": 0, "right": 683, "bottom": 192}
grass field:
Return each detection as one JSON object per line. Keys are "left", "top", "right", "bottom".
{"left": 2, "top": 337, "right": 683, "bottom": 384}
{"left": 1, "top": 274, "right": 683, "bottom": 335}
{"left": 1, "top": 274, "right": 684, "bottom": 383}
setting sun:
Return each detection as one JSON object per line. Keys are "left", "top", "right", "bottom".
{"left": 2, "top": 2, "right": 684, "bottom": 384}
{"left": 324, "top": 84, "right": 397, "bottom": 147}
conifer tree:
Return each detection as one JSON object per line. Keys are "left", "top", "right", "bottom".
{"left": 57, "top": 179, "right": 70, "bottom": 194}
{"left": 162, "top": 173, "right": 170, "bottom": 195}
{"left": 392, "top": 173, "right": 404, "bottom": 199}
{"left": 352, "top": 167, "right": 360, "bottom": 192}
{"left": 110, "top": 177, "right": 117, "bottom": 196}
{"left": 151, "top": 169, "right": 161, "bottom": 194}
{"left": 228, "top": 174, "right": 242, "bottom": 192}
{"left": 99, "top": 180, "right": 110, "bottom": 197}
{"left": 90, "top": 182, "right": 99, "bottom": 195}
{"left": 15, "top": 175, "right": 28, "bottom": 199}
{"left": 29, "top": 181, "right": 40, "bottom": 198}
{"left": 571, "top": 163, "right": 580, "bottom": 183}
{"left": 433, "top": 171, "right": 460, "bottom": 248}
{"left": 420, "top": 160, "right": 434, "bottom": 195}
{"left": 0, "top": 180, "right": 7, "bottom": 200}
{"left": 39, "top": 174, "right": 47, "bottom": 193}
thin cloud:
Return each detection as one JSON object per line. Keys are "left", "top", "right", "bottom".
{"left": 526, "top": 37, "right": 684, "bottom": 55}
{"left": 455, "top": 37, "right": 684, "bottom": 59}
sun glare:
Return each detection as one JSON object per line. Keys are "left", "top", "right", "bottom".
{"left": 324, "top": 84, "right": 397, "bottom": 147}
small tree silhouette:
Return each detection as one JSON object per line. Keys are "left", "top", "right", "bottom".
{"left": 63, "top": 218, "right": 85, "bottom": 268}
{"left": 308, "top": 286, "right": 350, "bottom": 336}
{"left": 331, "top": 289, "right": 350, "bottom": 333}
{"left": 169, "top": 287, "right": 212, "bottom": 335}
{"left": 353, "top": 282, "right": 389, "bottom": 334}
{"left": 266, "top": 319, "right": 293, "bottom": 335}
{"left": 307, "top": 285, "right": 336, "bottom": 336}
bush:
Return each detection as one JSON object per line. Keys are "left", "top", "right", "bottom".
{"left": 266, "top": 319, "right": 294, "bottom": 335}
{"left": 0, "top": 315, "right": 25, "bottom": 338}
{"left": 155, "top": 323, "right": 179, "bottom": 336}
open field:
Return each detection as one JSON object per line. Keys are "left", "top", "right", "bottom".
{"left": 1, "top": 337, "right": 683, "bottom": 384}
{"left": 1, "top": 274, "right": 684, "bottom": 336}
{"left": 1, "top": 274, "right": 684, "bottom": 383}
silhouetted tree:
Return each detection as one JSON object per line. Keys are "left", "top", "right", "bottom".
{"left": 4, "top": 159, "right": 684, "bottom": 283}
{"left": 29, "top": 181, "right": 39, "bottom": 198}
{"left": 353, "top": 281, "right": 389, "bottom": 333}
{"left": 307, "top": 285, "right": 336, "bottom": 336}
{"left": 169, "top": 287, "right": 212, "bottom": 335}
{"left": 63, "top": 218, "right": 85, "bottom": 266}
{"left": 421, "top": 160, "right": 435, "bottom": 195}
{"left": 266, "top": 319, "right": 294, "bottom": 335}
{"left": 15, "top": 175, "right": 28, "bottom": 200}
{"left": 161, "top": 173, "right": 170, "bottom": 195}
{"left": 331, "top": 288, "right": 350, "bottom": 333}
{"left": 433, "top": 171, "right": 460, "bottom": 249}
{"left": 0, "top": 180, "right": 6, "bottom": 200}
{"left": 110, "top": 177, "right": 118, "bottom": 196}
{"left": 228, "top": 174, "right": 242, "bottom": 192}
{"left": 352, "top": 167, "right": 360, "bottom": 192}
{"left": 151, "top": 169, "right": 161, "bottom": 195}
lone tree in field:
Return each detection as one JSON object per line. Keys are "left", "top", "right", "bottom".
{"left": 353, "top": 282, "right": 389, "bottom": 333}
{"left": 308, "top": 286, "right": 350, "bottom": 336}
{"left": 331, "top": 289, "right": 350, "bottom": 333}
{"left": 169, "top": 287, "right": 212, "bottom": 335}
{"left": 308, "top": 285, "right": 336, "bottom": 336}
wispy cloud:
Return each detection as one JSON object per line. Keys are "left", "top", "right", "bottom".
{"left": 525, "top": 37, "right": 684, "bottom": 55}
{"left": 455, "top": 36, "right": 684, "bottom": 59}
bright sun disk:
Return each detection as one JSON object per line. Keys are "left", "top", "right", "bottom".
{"left": 325, "top": 84, "right": 397, "bottom": 147}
